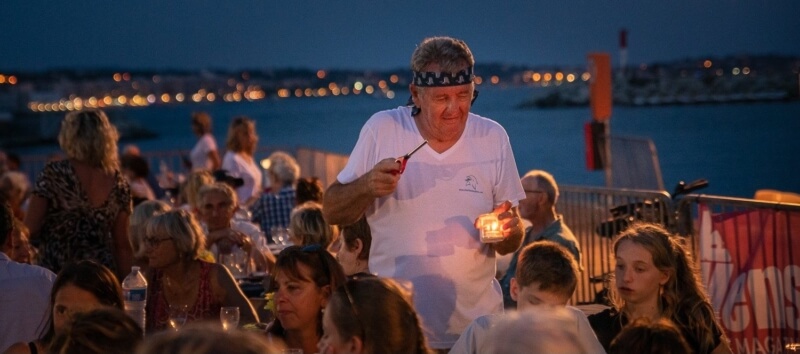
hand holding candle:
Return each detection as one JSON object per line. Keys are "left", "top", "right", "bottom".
{"left": 475, "top": 201, "right": 519, "bottom": 243}
{"left": 477, "top": 213, "right": 503, "bottom": 242}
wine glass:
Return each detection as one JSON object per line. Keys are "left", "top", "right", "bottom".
{"left": 168, "top": 304, "right": 189, "bottom": 331}
{"left": 232, "top": 245, "right": 249, "bottom": 276}
{"left": 270, "top": 226, "right": 284, "bottom": 245}
{"left": 220, "top": 306, "right": 240, "bottom": 331}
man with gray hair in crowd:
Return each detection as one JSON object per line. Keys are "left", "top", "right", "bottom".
{"left": 499, "top": 169, "right": 582, "bottom": 308}
{"left": 250, "top": 151, "right": 300, "bottom": 242}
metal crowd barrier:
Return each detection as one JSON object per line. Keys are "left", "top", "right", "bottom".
{"left": 558, "top": 185, "right": 674, "bottom": 305}
{"left": 17, "top": 145, "right": 348, "bottom": 190}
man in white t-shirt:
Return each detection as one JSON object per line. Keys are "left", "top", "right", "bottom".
{"left": 323, "top": 36, "right": 525, "bottom": 350}
{"left": 0, "top": 202, "right": 56, "bottom": 352}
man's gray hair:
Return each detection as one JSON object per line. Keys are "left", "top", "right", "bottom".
{"left": 267, "top": 151, "right": 300, "bottom": 185}
{"left": 522, "top": 170, "right": 559, "bottom": 205}
{"left": 410, "top": 36, "right": 475, "bottom": 73}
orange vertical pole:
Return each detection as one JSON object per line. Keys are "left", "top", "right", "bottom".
{"left": 588, "top": 53, "right": 612, "bottom": 122}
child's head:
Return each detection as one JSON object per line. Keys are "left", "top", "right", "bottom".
{"left": 511, "top": 241, "right": 578, "bottom": 309}
{"left": 289, "top": 201, "right": 337, "bottom": 248}
{"left": 609, "top": 317, "right": 690, "bottom": 354}
{"left": 10, "top": 218, "right": 33, "bottom": 264}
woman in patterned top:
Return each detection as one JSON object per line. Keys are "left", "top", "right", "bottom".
{"left": 143, "top": 209, "right": 257, "bottom": 333}
{"left": 24, "top": 109, "right": 133, "bottom": 278}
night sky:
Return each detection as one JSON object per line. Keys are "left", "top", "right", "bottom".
{"left": 2, "top": 0, "right": 799, "bottom": 72}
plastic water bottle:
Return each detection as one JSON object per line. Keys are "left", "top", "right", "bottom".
{"left": 122, "top": 266, "right": 148, "bottom": 330}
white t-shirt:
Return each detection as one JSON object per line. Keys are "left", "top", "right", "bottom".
{"left": 222, "top": 151, "right": 262, "bottom": 205}
{"left": 449, "top": 306, "right": 607, "bottom": 354}
{"left": 129, "top": 178, "right": 155, "bottom": 201}
{"left": 0, "top": 253, "right": 56, "bottom": 351}
{"left": 190, "top": 134, "right": 218, "bottom": 172}
{"left": 337, "top": 106, "right": 525, "bottom": 349}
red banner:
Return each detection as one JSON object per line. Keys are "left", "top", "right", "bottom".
{"left": 699, "top": 204, "right": 800, "bottom": 354}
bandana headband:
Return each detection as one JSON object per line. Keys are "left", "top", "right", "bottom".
{"left": 407, "top": 67, "right": 477, "bottom": 116}
{"left": 412, "top": 67, "right": 474, "bottom": 87}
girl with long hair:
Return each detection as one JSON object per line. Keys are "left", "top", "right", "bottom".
{"left": 588, "top": 222, "right": 731, "bottom": 354}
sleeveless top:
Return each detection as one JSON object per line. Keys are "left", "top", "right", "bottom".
{"left": 146, "top": 261, "right": 222, "bottom": 332}
{"left": 32, "top": 160, "right": 132, "bottom": 274}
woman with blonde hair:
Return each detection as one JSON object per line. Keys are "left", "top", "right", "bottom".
{"left": 24, "top": 109, "right": 133, "bottom": 278}
{"left": 128, "top": 200, "right": 171, "bottom": 270}
{"left": 8, "top": 218, "right": 36, "bottom": 264}
{"left": 221, "top": 116, "right": 261, "bottom": 207}
{"left": 178, "top": 170, "right": 214, "bottom": 211}
{"left": 289, "top": 201, "right": 337, "bottom": 249}
{"left": 588, "top": 222, "right": 731, "bottom": 354}
{"left": 144, "top": 209, "right": 257, "bottom": 332}
{"left": 0, "top": 171, "right": 30, "bottom": 220}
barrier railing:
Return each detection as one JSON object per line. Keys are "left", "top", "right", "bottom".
{"left": 680, "top": 195, "right": 800, "bottom": 353}
{"left": 17, "top": 145, "right": 347, "bottom": 190}
{"left": 558, "top": 185, "right": 673, "bottom": 305}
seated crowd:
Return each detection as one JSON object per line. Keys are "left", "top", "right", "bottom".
{"left": 0, "top": 109, "right": 732, "bottom": 354}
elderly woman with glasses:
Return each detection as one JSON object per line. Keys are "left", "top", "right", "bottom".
{"left": 143, "top": 209, "right": 258, "bottom": 333}
{"left": 266, "top": 245, "right": 346, "bottom": 354}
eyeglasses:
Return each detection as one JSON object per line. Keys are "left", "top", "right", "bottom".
{"left": 144, "top": 236, "right": 173, "bottom": 248}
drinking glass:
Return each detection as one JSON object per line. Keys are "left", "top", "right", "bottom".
{"left": 271, "top": 227, "right": 291, "bottom": 246}
{"left": 219, "top": 246, "right": 248, "bottom": 279}
{"left": 168, "top": 304, "right": 189, "bottom": 331}
{"left": 234, "top": 206, "right": 251, "bottom": 221}
{"left": 232, "top": 246, "right": 249, "bottom": 276}
{"left": 220, "top": 306, "right": 240, "bottom": 331}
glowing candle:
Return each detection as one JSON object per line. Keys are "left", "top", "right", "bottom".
{"left": 478, "top": 213, "right": 503, "bottom": 243}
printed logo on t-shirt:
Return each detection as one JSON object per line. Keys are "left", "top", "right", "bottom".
{"left": 459, "top": 175, "right": 483, "bottom": 194}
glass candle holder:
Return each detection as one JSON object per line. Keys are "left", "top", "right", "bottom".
{"left": 478, "top": 213, "right": 504, "bottom": 243}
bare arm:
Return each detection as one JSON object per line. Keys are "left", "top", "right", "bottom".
{"left": 212, "top": 263, "right": 259, "bottom": 324}
{"left": 322, "top": 158, "right": 400, "bottom": 226}
{"left": 2, "top": 341, "right": 43, "bottom": 354}
{"left": 23, "top": 195, "right": 48, "bottom": 239}
{"left": 208, "top": 150, "right": 221, "bottom": 171}
{"left": 112, "top": 210, "right": 134, "bottom": 278}
{"left": 250, "top": 248, "right": 272, "bottom": 273}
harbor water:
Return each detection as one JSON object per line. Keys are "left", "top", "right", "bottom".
{"left": 10, "top": 86, "right": 800, "bottom": 199}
